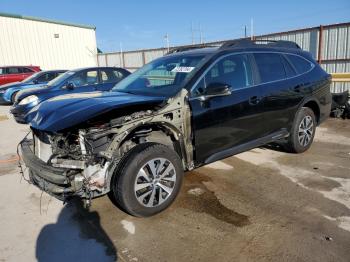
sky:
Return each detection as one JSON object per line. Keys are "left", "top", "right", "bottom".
{"left": 0, "top": 0, "right": 349, "bottom": 52}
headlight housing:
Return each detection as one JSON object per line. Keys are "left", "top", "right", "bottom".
{"left": 19, "top": 95, "right": 39, "bottom": 105}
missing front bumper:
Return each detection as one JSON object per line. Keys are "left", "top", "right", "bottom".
{"left": 20, "top": 139, "right": 84, "bottom": 200}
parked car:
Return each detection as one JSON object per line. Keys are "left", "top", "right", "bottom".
{"left": 19, "top": 40, "right": 331, "bottom": 217}
{"left": 11, "top": 67, "right": 130, "bottom": 123}
{"left": 0, "top": 66, "right": 41, "bottom": 86}
{"left": 0, "top": 70, "right": 67, "bottom": 104}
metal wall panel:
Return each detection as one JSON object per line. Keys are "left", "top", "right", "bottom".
{"left": 0, "top": 15, "right": 97, "bottom": 70}
{"left": 144, "top": 50, "right": 165, "bottom": 63}
{"left": 106, "top": 53, "right": 122, "bottom": 67}
{"left": 322, "top": 25, "right": 350, "bottom": 60}
{"left": 124, "top": 52, "right": 144, "bottom": 68}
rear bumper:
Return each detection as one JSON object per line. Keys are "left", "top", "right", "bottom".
{"left": 20, "top": 139, "right": 82, "bottom": 200}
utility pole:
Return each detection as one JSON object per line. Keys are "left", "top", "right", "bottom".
{"left": 119, "top": 42, "right": 123, "bottom": 67}
{"left": 191, "top": 22, "right": 195, "bottom": 44}
{"left": 164, "top": 33, "right": 170, "bottom": 52}
{"left": 250, "top": 18, "right": 254, "bottom": 40}
{"left": 244, "top": 25, "right": 247, "bottom": 38}
{"left": 199, "top": 23, "right": 203, "bottom": 44}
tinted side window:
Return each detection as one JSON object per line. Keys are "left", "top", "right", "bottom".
{"left": 254, "top": 53, "right": 286, "bottom": 83}
{"left": 8, "top": 67, "right": 22, "bottom": 74}
{"left": 287, "top": 55, "right": 313, "bottom": 74}
{"left": 0, "top": 68, "right": 5, "bottom": 75}
{"left": 23, "top": 67, "right": 34, "bottom": 73}
{"left": 36, "top": 72, "right": 56, "bottom": 83}
{"left": 100, "top": 69, "right": 123, "bottom": 83}
{"left": 196, "top": 54, "right": 252, "bottom": 93}
{"left": 70, "top": 70, "right": 99, "bottom": 87}
{"left": 281, "top": 55, "right": 296, "bottom": 77}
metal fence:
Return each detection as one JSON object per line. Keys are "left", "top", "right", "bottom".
{"left": 97, "top": 22, "right": 350, "bottom": 93}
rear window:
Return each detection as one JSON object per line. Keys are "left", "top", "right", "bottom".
{"left": 286, "top": 55, "right": 313, "bottom": 74}
{"left": 254, "top": 53, "right": 286, "bottom": 83}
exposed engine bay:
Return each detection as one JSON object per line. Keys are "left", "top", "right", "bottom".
{"left": 21, "top": 89, "right": 193, "bottom": 203}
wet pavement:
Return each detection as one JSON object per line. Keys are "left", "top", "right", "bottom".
{"left": 0, "top": 105, "right": 349, "bottom": 262}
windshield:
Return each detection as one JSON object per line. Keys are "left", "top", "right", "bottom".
{"left": 112, "top": 54, "right": 206, "bottom": 97}
{"left": 47, "top": 71, "right": 75, "bottom": 87}
{"left": 22, "top": 72, "right": 42, "bottom": 83}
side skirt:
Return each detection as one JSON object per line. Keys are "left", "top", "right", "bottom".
{"left": 204, "top": 129, "right": 289, "bottom": 164}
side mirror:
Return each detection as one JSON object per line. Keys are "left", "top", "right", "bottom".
{"left": 64, "top": 82, "right": 75, "bottom": 90}
{"left": 200, "top": 82, "right": 231, "bottom": 101}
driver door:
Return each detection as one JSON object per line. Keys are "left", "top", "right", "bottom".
{"left": 189, "top": 53, "right": 265, "bottom": 164}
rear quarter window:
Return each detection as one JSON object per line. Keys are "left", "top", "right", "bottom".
{"left": 22, "top": 67, "right": 34, "bottom": 73}
{"left": 254, "top": 53, "right": 286, "bottom": 83}
{"left": 286, "top": 55, "right": 313, "bottom": 75}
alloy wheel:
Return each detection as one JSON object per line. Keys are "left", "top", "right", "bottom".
{"left": 298, "top": 115, "right": 314, "bottom": 147}
{"left": 134, "top": 158, "right": 176, "bottom": 207}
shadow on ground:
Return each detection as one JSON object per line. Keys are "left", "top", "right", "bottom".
{"left": 36, "top": 198, "right": 117, "bottom": 262}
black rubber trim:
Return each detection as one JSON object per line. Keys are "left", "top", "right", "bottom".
{"left": 20, "top": 139, "right": 69, "bottom": 185}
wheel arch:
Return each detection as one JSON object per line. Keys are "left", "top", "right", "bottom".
{"left": 301, "top": 98, "right": 321, "bottom": 124}
{"left": 117, "top": 122, "right": 190, "bottom": 170}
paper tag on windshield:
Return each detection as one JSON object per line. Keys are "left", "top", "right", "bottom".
{"left": 171, "top": 66, "right": 195, "bottom": 73}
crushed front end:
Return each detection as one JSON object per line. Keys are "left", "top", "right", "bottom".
{"left": 20, "top": 127, "right": 112, "bottom": 202}
{"left": 19, "top": 89, "right": 194, "bottom": 203}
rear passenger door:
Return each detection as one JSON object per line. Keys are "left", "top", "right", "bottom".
{"left": 253, "top": 52, "right": 303, "bottom": 135}
{"left": 97, "top": 68, "right": 125, "bottom": 91}
{"left": 190, "top": 53, "right": 265, "bottom": 164}
{"left": 6, "top": 67, "right": 23, "bottom": 83}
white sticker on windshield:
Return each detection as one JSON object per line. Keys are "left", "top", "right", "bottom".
{"left": 171, "top": 66, "right": 195, "bottom": 73}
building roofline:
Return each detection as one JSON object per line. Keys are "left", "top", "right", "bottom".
{"left": 0, "top": 12, "right": 96, "bottom": 30}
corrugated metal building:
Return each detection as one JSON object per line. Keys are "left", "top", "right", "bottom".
{"left": 98, "top": 22, "right": 350, "bottom": 93}
{"left": 0, "top": 12, "right": 97, "bottom": 70}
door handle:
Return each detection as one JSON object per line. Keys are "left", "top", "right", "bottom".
{"left": 249, "top": 96, "right": 260, "bottom": 105}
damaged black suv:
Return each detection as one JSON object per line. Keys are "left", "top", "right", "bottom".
{"left": 20, "top": 40, "right": 331, "bottom": 217}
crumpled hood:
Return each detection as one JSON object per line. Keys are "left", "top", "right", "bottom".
{"left": 26, "top": 91, "right": 166, "bottom": 132}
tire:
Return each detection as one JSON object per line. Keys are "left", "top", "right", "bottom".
{"left": 285, "top": 107, "right": 316, "bottom": 153}
{"left": 11, "top": 92, "right": 18, "bottom": 104}
{"left": 109, "top": 142, "right": 184, "bottom": 217}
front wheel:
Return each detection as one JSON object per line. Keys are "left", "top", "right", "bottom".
{"left": 109, "top": 143, "right": 184, "bottom": 217}
{"left": 285, "top": 107, "right": 316, "bottom": 153}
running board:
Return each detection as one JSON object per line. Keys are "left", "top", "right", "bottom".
{"left": 205, "top": 129, "right": 289, "bottom": 164}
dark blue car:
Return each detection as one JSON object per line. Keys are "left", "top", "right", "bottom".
{"left": 0, "top": 70, "right": 66, "bottom": 104}
{"left": 11, "top": 67, "right": 130, "bottom": 123}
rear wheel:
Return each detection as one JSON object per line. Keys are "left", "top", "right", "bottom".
{"left": 109, "top": 142, "right": 183, "bottom": 217}
{"left": 285, "top": 107, "right": 316, "bottom": 153}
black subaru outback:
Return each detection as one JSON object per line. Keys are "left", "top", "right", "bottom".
{"left": 20, "top": 40, "right": 331, "bottom": 217}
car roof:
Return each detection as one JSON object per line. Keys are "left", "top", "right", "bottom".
{"left": 0, "top": 65, "right": 40, "bottom": 68}
{"left": 166, "top": 40, "right": 305, "bottom": 57}
{"left": 71, "top": 66, "right": 124, "bottom": 72}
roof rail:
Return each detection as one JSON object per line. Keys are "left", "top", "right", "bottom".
{"left": 166, "top": 43, "right": 220, "bottom": 55}
{"left": 220, "top": 39, "right": 301, "bottom": 50}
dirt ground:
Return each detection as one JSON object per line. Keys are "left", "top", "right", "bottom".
{"left": 0, "top": 105, "right": 349, "bottom": 262}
